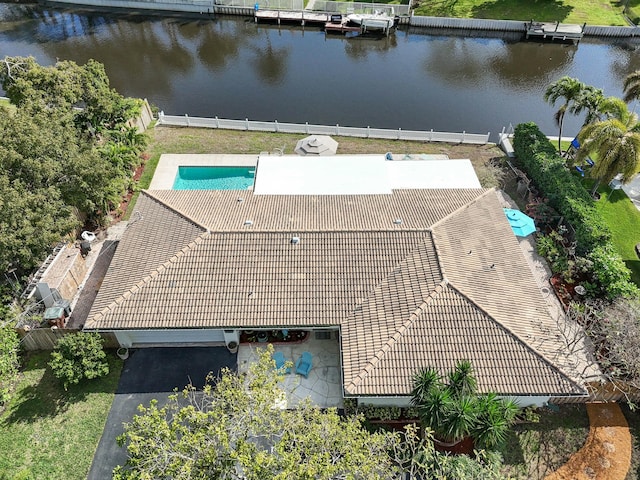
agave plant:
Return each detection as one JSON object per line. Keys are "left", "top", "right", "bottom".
{"left": 411, "top": 362, "right": 520, "bottom": 450}
{"left": 410, "top": 367, "right": 441, "bottom": 406}
{"left": 446, "top": 360, "right": 476, "bottom": 399}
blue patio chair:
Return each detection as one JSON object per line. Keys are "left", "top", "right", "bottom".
{"left": 295, "top": 351, "right": 313, "bottom": 378}
{"left": 575, "top": 165, "right": 585, "bottom": 177}
{"left": 272, "top": 351, "right": 291, "bottom": 374}
{"left": 570, "top": 138, "right": 580, "bottom": 150}
{"left": 586, "top": 157, "right": 595, "bottom": 167}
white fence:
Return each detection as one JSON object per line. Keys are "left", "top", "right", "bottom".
{"left": 157, "top": 112, "right": 491, "bottom": 144}
{"left": 218, "top": 0, "right": 303, "bottom": 9}
{"left": 409, "top": 16, "right": 640, "bottom": 38}
{"left": 313, "top": 1, "right": 410, "bottom": 16}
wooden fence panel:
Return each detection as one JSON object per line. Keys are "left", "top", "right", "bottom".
{"left": 16, "top": 327, "right": 119, "bottom": 351}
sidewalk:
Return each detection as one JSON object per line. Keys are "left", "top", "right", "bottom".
{"left": 622, "top": 174, "right": 640, "bottom": 212}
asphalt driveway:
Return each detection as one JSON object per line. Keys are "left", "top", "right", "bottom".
{"left": 88, "top": 347, "right": 236, "bottom": 479}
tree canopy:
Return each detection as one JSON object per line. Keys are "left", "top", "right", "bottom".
{"left": 0, "top": 56, "right": 147, "bottom": 276}
{"left": 114, "top": 347, "right": 509, "bottom": 480}
{"left": 114, "top": 347, "right": 397, "bottom": 480}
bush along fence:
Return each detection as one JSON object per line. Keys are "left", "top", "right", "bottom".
{"left": 513, "top": 122, "right": 638, "bottom": 300}
{"left": 157, "top": 112, "right": 491, "bottom": 145}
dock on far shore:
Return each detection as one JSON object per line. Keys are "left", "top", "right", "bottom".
{"left": 525, "top": 20, "right": 585, "bottom": 43}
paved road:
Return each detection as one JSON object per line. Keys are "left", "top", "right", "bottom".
{"left": 88, "top": 347, "right": 236, "bottom": 479}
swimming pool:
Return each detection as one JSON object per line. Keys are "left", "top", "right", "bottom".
{"left": 173, "top": 166, "right": 255, "bottom": 190}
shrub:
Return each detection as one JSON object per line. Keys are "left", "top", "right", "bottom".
{"left": 514, "top": 122, "right": 637, "bottom": 300}
{"left": 49, "top": 332, "right": 109, "bottom": 390}
{"left": 0, "top": 326, "right": 20, "bottom": 405}
{"left": 589, "top": 245, "right": 640, "bottom": 300}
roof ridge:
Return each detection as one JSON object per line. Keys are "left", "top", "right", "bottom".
{"left": 345, "top": 279, "right": 448, "bottom": 392}
{"left": 89, "top": 232, "right": 211, "bottom": 325}
{"left": 142, "top": 190, "right": 211, "bottom": 232}
{"left": 429, "top": 188, "right": 496, "bottom": 232}
{"left": 445, "top": 281, "right": 586, "bottom": 394}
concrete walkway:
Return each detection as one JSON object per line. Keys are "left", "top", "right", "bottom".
{"left": 622, "top": 174, "right": 640, "bottom": 212}
{"left": 544, "top": 403, "right": 631, "bottom": 480}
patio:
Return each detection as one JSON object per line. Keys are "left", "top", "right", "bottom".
{"left": 237, "top": 332, "right": 343, "bottom": 409}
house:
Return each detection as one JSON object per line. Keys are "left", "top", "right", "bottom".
{"left": 84, "top": 155, "right": 588, "bottom": 407}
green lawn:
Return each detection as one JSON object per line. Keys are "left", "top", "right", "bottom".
{"left": 594, "top": 186, "right": 640, "bottom": 286}
{"left": 0, "top": 351, "right": 123, "bottom": 480}
{"left": 412, "top": 0, "right": 628, "bottom": 26}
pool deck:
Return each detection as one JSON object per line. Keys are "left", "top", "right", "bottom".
{"left": 150, "top": 154, "right": 259, "bottom": 189}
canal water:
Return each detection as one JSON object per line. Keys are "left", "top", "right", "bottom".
{"left": 0, "top": 3, "right": 638, "bottom": 138}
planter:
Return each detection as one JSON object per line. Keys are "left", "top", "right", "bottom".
{"left": 117, "top": 347, "right": 129, "bottom": 360}
{"left": 256, "top": 332, "right": 269, "bottom": 343}
{"left": 432, "top": 436, "right": 475, "bottom": 455}
{"left": 227, "top": 341, "right": 239, "bottom": 353}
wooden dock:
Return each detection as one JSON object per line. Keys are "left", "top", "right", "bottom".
{"left": 254, "top": 9, "right": 329, "bottom": 26}
{"left": 324, "top": 21, "right": 361, "bottom": 34}
{"left": 525, "top": 20, "right": 585, "bottom": 43}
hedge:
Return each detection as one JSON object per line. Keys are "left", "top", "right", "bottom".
{"left": 513, "top": 122, "right": 637, "bottom": 300}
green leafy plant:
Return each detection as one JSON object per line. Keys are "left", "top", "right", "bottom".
{"left": 48, "top": 332, "right": 109, "bottom": 390}
{"left": 0, "top": 326, "right": 20, "bottom": 405}
{"left": 514, "top": 122, "right": 638, "bottom": 299}
{"left": 411, "top": 361, "right": 519, "bottom": 450}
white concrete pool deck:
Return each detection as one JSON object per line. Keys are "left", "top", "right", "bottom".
{"left": 149, "top": 154, "right": 259, "bottom": 189}
{"left": 149, "top": 153, "right": 481, "bottom": 193}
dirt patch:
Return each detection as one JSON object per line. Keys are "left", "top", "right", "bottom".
{"left": 545, "top": 403, "right": 631, "bottom": 480}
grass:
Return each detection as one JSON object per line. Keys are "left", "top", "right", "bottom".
{"left": 125, "top": 124, "right": 505, "bottom": 218}
{"left": 0, "top": 351, "right": 123, "bottom": 480}
{"left": 412, "top": 0, "right": 628, "bottom": 26}
{"left": 499, "top": 404, "right": 590, "bottom": 479}
{"left": 593, "top": 185, "right": 640, "bottom": 286}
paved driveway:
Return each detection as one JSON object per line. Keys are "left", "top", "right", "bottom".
{"left": 88, "top": 347, "right": 236, "bottom": 479}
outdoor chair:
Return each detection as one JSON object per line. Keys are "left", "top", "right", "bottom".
{"left": 272, "top": 351, "right": 291, "bottom": 374}
{"left": 295, "top": 351, "right": 313, "bottom": 378}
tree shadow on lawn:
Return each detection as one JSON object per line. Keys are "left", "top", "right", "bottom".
{"left": 1, "top": 353, "right": 121, "bottom": 426}
{"left": 470, "top": 0, "right": 573, "bottom": 22}
{"left": 500, "top": 404, "right": 590, "bottom": 479}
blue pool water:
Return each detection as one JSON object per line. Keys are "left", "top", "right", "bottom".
{"left": 173, "top": 166, "right": 255, "bottom": 190}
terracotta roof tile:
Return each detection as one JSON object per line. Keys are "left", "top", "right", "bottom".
{"left": 86, "top": 189, "right": 586, "bottom": 397}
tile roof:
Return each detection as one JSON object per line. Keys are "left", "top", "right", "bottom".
{"left": 86, "top": 189, "right": 586, "bottom": 397}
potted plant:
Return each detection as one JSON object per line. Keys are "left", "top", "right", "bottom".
{"left": 117, "top": 347, "right": 129, "bottom": 360}
{"left": 227, "top": 341, "right": 239, "bottom": 353}
{"left": 411, "top": 360, "right": 518, "bottom": 454}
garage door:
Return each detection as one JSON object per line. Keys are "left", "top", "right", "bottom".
{"left": 115, "top": 329, "right": 225, "bottom": 347}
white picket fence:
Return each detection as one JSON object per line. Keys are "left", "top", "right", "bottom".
{"left": 157, "top": 112, "right": 491, "bottom": 144}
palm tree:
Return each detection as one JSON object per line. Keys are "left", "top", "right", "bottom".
{"left": 544, "top": 76, "right": 586, "bottom": 153}
{"left": 576, "top": 98, "right": 640, "bottom": 195}
{"left": 572, "top": 85, "right": 605, "bottom": 126}
{"left": 623, "top": 70, "right": 640, "bottom": 104}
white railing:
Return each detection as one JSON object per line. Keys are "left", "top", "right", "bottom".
{"left": 157, "top": 112, "right": 491, "bottom": 144}
{"left": 313, "top": 1, "right": 410, "bottom": 15}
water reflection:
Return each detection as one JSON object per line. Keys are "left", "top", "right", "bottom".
{"left": 0, "top": 3, "right": 638, "bottom": 136}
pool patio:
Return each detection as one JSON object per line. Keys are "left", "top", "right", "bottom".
{"left": 149, "top": 154, "right": 258, "bottom": 189}
{"left": 237, "top": 333, "right": 344, "bottom": 409}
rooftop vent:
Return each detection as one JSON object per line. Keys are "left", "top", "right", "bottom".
{"left": 291, "top": 236, "right": 300, "bottom": 245}
{"left": 237, "top": 197, "right": 244, "bottom": 203}
{"left": 393, "top": 218, "right": 402, "bottom": 225}
{"left": 244, "top": 220, "right": 253, "bottom": 226}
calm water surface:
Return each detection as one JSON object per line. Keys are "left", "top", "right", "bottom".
{"left": 1, "top": 3, "right": 639, "bottom": 137}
